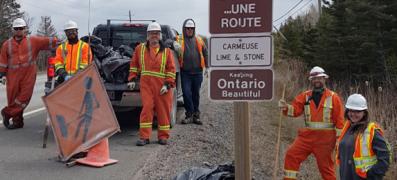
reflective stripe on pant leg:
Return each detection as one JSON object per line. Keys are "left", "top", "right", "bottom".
{"left": 284, "top": 169, "right": 298, "bottom": 179}
{"left": 156, "top": 88, "right": 172, "bottom": 140}
{"left": 139, "top": 78, "right": 155, "bottom": 140}
{"left": 284, "top": 136, "right": 312, "bottom": 180}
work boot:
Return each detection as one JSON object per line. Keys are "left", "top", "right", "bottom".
{"left": 181, "top": 112, "right": 193, "bottom": 124}
{"left": 136, "top": 139, "right": 150, "bottom": 146}
{"left": 192, "top": 112, "right": 202, "bottom": 125}
{"left": 1, "top": 109, "right": 11, "bottom": 128}
{"left": 7, "top": 114, "right": 24, "bottom": 129}
{"left": 158, "top": 139, "right": 168, "bottom": 145}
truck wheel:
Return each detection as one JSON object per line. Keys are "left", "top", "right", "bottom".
{"left": 170, "top": 88, "right": 177, "bottom": 128}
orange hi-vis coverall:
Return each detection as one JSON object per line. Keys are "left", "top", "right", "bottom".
{"left": 0, "top": 36, "right": 57, "bottom": 118}
{"left": 282, "top": 88, "right": 344, "bottom": 180}
{"left": 54, "top": 40, "right": 92, "bottom": 76}
{"left": 128, "top": 43, "right": 176, "bottom": 140}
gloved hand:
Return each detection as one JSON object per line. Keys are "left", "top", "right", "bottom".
{"left": 173, "top": 41, "right": 181, "bottom": 52}
{"left": 0, "top": 76, "right": 6, "bottom": 85}
{"left": 204, "top": 68, "right": 209, "bottom": 78}
{"left": 278, "top": 99, "right": 288, "bottom": 109}
{"left": 64, "top": 75, "right": 72, "bottom": 81}
{"left": 127, "top": 81, "right": 136, "bottom": 90}
{"left": 160, "top": 85, "right": 169, "bottom": 95}
{"left": 56, "top": 68, "right": 67, "bottom": 79}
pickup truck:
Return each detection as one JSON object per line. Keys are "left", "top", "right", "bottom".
{"left": 46, "top": 20, "right": 182, "bottom": 127}
{"left": 91, "top": 20, "right": 182, "bottom": 127}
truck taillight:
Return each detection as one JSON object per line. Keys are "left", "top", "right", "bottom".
{"left": 47, "top": 57, "right": 56, "bottom": 79}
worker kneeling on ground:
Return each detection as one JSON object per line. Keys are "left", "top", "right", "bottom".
{"left": 128, "top": 22, "right": 176, "bottom": 146}
{"left": 278, "top": 66, "right": 345, "bottom": 180}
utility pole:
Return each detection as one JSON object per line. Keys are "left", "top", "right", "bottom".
{"left": 318, "top": 0, "right": 322, "bottom": 15}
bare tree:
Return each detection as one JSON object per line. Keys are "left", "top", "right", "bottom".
{"left": 36, "top": 16, "right": 58, "bottom": 71}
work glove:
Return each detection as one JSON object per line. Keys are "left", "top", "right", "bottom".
{"left": 64, "top": 75, "right": 72, "bottom": 81}
{"left": 0, "top": 76, "right": 6, "bottom": 85}
{"left": 127, "top": 81, "right": 136, "bottom": 90}
{"left": 204, "top": 68, "right": 209, "bottom": 78}
{"left": 173, "top": 41, "right": 181, "bottom": 52}
{"left": 160, "top": 84, "right": 169, "bottom": 95}
{"left": 56, "top": 68, "right": 67, "bottom": 79}
{"left": 278, "top": 99, "right": 288, "bottom": 109}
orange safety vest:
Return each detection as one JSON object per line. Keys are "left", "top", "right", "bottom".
{"left": 336, "top": 121, "right": 382, "bottom": 178}
{"left": 285, "top": 89, "right": 344, "bottom": 135}
{"left": 177, "top": 35, "right": 205, "bottom": 69}
{"left": 54, "top": 40, "right": 91, "bottom": 75}
{"left": 129, "top": 43, "right": 176, "bottom": 80}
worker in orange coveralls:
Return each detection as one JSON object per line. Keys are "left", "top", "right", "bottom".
{"left": 127, "top": 22, "right": 176, "bottom": 146}
{"left": 278, "top": 66, "right": 345, "bottom": 180}
{"left": 0, "top": 18, "right": 57, "bottom": 129}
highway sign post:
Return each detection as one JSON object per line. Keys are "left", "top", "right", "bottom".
{"left": 209, "top": 0, "right": 273, "bottom": 179}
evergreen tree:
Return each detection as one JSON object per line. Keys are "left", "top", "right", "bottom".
{"left": 0, "top": 0, "right": 23, "bottom": 44}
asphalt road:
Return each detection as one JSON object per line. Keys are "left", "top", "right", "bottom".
{"left": 0, "top": 74, "right": 180, "bottom": 180}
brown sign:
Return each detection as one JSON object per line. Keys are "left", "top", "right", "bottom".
{"left": 42, "top": 64, "right": 120, "bottom": 161}
{"left": 209, "top": 69, "right": 273, "bottom": 101}
{"left": 210, "top": 0, "right": 272, "bottom": 34}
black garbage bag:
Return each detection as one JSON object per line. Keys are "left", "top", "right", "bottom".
{"left": 173, "top": 162, "right": 234, "bottom": 180}
{"left": 101, "top": 53, "right": 130, "bottom": 83}
{"left": 81, "top": 35, "right": 113, "bottom": 60}
{"left": 118, "top": 45, "right": 133, "bottom": 58}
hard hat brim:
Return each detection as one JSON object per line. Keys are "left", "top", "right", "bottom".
{"left": 345, "top": 105, "right": 367, "bottom": 111}
{"left": 12, "top": 25, "right": 26, "bottom": 28}
{"left": 308, "top": 74, "right": 329, "bottom": 80}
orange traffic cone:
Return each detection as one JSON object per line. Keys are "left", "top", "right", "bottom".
{"left": 75, "top": 138, "right": 118, "bottom": 167}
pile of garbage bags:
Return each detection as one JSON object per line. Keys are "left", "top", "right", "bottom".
{"left": 173, "top": 162, "right": 235, "bottom": 180}
{"left": 81, "top": 36, "right": 132, "bottom": 84}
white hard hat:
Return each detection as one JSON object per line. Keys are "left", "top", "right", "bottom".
{"left": 12, "top": 18, "right": 27, "bottom": 28}
{"left": 147, "top": 22, "right": 161, "bottom": 32}
{"left": 309, "top": 66, "right": 329, "bottom": 80}
{"left": 346, "top": 94, "right": 368, "bottom": 111}
{"left": 64, "top": 20, "right": 78, "bottom": 30}
{"left": 184, "top": 20, "right": 195, "bottom": 28}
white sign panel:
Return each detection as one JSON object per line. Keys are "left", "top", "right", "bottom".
{"left": 210, "top": 36, "right": 272, "bottom": 67}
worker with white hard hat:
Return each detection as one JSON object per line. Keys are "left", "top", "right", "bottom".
{"left": 0, "top": 18, "right": 58, "bottom": 129}
{"left": 278, "top": 66, "right": 345, "bottom": 180}
{"left": 128, "top": 22, "right": 176, "bottom": 146}
{"left": 177, "top": 18, "right": 208, "bottom": 125}
{"left": 54, "top": 20, "right": 92, "bottom": 83}
{"left": 336, "top": 94, "right": 391, "bottom": 179}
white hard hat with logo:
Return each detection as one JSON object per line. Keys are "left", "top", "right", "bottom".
{"left": 147, "top": 22, "right": 161, "bottom": 32}
{"left": 12, "top": 18, "right": 27, "bottom": 28}
{"left": 309, "top": 66, "right": 329, "bottom": 80}
{"left": 64, "top": 20, "right": 78, "bottom": 30}
{"left": 345, "top": 94, "right": 368, "bottom": 110}
{"left": 184, "top": 20, "right": 195, "bottom": 28}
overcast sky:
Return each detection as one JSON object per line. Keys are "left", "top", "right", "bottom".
{"left": 16, "top": 0, "right": 317, "bottom": 37}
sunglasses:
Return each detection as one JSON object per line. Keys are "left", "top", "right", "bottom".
{"left": 65, "top": 29, "right": 77, "bottom": 34}
{"left": 13, "top": 27, "right": 25, "bottom": 31}
{"left": 185, "top": 27, "right": 194, "bottom": 30}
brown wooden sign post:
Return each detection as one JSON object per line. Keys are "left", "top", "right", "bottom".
{"left": 209, "top": 0, "right": 273, "bottom": 179}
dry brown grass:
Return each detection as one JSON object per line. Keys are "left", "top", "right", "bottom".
{"left": 273, "top": 59, "right": 397, "bottom": 179}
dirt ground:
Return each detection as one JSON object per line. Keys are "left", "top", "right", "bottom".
{"left": 132, "top": 76, "right": 396, "bottom": 180}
